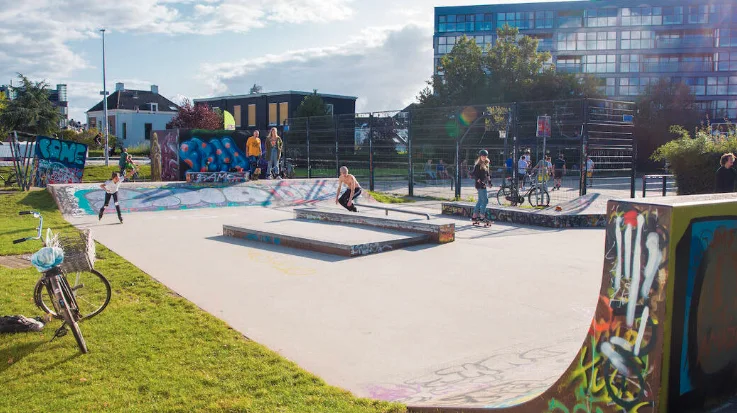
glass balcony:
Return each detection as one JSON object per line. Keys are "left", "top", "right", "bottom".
{"left": 556, "top": 63, "right": 582, "bottom": 73}
{"left": 656, "top": 37, "right": 714, "bottom": 49}
{"left": 641, "top": 61, "right": 713, "bottom": 73}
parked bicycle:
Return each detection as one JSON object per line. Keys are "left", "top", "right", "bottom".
{"left": 14, "top": 211, "right": 111, "bottom": 353}
{"left": 496, "top": 174, "right": 550, "bottom": 207}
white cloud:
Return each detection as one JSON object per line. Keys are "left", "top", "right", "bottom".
{"left": 200, "top": 24, "right": 433, "bottom": 112}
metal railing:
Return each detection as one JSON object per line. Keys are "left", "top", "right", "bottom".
{"left": 353, "top": 203, "right": 431, "bottom": 220}
{"left": 642, "top": 174, "right": 676, "bottom": 197}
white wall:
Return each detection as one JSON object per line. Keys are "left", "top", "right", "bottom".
{"left": 87, "top": 110, "right": 176, "bottom": 148}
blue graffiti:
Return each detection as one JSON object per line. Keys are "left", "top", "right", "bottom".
{"left": 179, "top": 136, "right": 248, "bottom": 174}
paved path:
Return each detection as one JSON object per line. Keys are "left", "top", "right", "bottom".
{"left": 66, "top": 203, "right": 605, "bottom": 408}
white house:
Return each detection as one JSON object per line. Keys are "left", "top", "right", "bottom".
{"left": 86, "top": 83, "right": 179, "bottom": 147}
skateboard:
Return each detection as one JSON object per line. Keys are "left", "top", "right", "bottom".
{"left": 472, "top": 217, "right": 492, "bottom": 227}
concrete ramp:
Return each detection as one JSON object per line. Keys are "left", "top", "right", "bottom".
{"left": 223, "top": 219, "right": 430, "bottom": 257}
{"left": 47, "top": 179, "right": 338, "bottom": 216}
{"left": 413, "top": 194, "right": 737, "bottom": 413}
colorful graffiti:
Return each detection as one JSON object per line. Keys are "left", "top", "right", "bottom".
{"left": 158, "top": 130, "right": 180, "bottom": 181}
{"left": 47, "top": 179, "right": 339, "bottom": 216}
{"left": 185, "top": 171, "right": 248, "bottom": 184}
{"left": 33, "top": 136, "right": 87, "bottom": 187}
{"left": 441, "top": 203, "right": 606, "bottom": 228}
{"left": 180, "top": 136, "right": 248, "bottom": 174}
{"left": 671, "top": 217, "right": 737, "bottom": 409}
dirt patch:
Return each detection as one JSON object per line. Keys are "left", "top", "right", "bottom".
{"left": 0, "top": 255, "right": 32, "bottom": 269}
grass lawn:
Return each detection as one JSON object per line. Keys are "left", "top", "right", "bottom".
{"left": 0, "top": 165, "right": 152, "bottom": 186}
{"left": 367, "top": 191, "right": 415, "bottom": 204}
{"left": 0, "top": 191, "right": 405, "bottom": 413}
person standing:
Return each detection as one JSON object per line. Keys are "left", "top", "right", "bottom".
{"left": 715, "top": 153, "right": 736, "bottom": 193}
{"left": 246, "top": 130, "right": 262, "bottom": 180}
{"left": 518, "top": 155, "right": 529, "bottom": 190}
{"left": 98, "top": 172, "right": 124, "bottom": 223}
{"left": 118, "top": 147, "right": 129, "bottom": 176}
{"left": 265, "top": 127, "right": 283, "bottom": 179}
{"left": 472, "top": 150, "right": 491, "bottom": 225}
{"left": 553, "top": 153, "right": 566, "bottom": 191}
{"left": 336, "top": 166, "right": 362, "bottom": 212}
{"left": 586, "top": 156, "right": 595, "bottom": 187}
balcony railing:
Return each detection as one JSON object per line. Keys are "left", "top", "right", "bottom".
{"left": 655, "top": 37, "right": 714, "bottom": 49}
{"left": 556, "top": 63, "right": 582, "bottom": 73}
{"left": 641, "top": 61, "right": 713, "bottom": 73}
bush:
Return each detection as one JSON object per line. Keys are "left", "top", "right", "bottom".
{"left": 652, "top": 124, "right": 737, "bottom": 195}
{"left": 126, "top": 142, "right": 151, "bottom": 156}
{"left": 59, "top": 128, "right": 117, "bottom": 150}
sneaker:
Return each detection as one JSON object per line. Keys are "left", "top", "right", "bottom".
{"left": 98, "top": 211, "right": 103, "bottom": 221}
{"left": 119, "top": 216, "right": 124, "bottom": 224}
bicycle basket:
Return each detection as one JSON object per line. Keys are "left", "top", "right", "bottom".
{"left": 49, "top": 229, "right": 96, "bottom": 273}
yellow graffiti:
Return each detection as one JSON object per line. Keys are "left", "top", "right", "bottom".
{"left": 246, "top": 250, "right": 316, "bottom": 277}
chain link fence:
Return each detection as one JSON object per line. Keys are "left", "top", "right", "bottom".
{"left": 284, "top": 98, "right": 637, "bottom": 204}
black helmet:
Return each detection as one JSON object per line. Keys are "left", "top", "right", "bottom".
{"left": 478, "top": 149, "right": 489, "bottom": 156}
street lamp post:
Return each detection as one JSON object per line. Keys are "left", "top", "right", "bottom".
{"left": 100, "top": 28, "right": 109, "bottom": 166}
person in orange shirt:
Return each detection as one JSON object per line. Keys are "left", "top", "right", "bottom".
{"left": 246, "top": 130, "right": 262, "bottom": 179}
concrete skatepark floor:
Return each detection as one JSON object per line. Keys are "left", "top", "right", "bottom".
{"left": 66, "top": 202, "right": 605, "bottom": 409}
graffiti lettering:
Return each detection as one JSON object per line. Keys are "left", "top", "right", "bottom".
{"left": 34, "top": 136, "right": 87, "bottom": 187}
{"left": 186, "top": 171, "right": 248, "bottom": 183}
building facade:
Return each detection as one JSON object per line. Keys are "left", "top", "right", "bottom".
{"left": 434, "top": 0, "right": 737, "bottom": 120}
{"left": 1, "top": 83, "right": 69, "bottom": 128}
{"left": 194, "top": 91, "right": 357, "bottom": 134}
{"left": 86, "top": 83, "right": 179, "bottom": 147}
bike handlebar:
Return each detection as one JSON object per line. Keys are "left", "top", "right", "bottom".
{"left": 18, "top": 210, "right": 34, "bottom": 215}
{"left": 16, "top": 210, "right": 43, "bottom": 243}
{"left": 13, "top": 237, "right": 28, "bottom": 244}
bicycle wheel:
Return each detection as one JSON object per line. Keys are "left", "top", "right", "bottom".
{"left": 49, "top": 276, "right": 88, "bottom": 353}
{"left": 496, "top": 186, "right": 514, "bottom": 206}
{"left": 35, "top": 269, "right": 111, "bottom": 321}
{"left": 528, "top": 187, "right": 551, "bottom": 207}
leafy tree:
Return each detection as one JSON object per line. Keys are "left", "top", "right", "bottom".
{"left": 296, "top": 90, "right": 330, "bottom": 118}
{"left": 636, "top": 79, "right": 701, "bottom": 169}
{"left": 167, "top": 98, "right": 223, "bottom": 130}
{"left": 0, "top": 74, "right": 60, "bottom": 135}
{"left": 486, "top": 25, "right": 550, "bottom": 102}
{"left": 0, "top": 93, "right": 7, "bottom": 137}
{"left": 249, "top": 84, "right": 263, "bottom": 94}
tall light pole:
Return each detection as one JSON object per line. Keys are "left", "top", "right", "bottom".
{"left": 100, "top": 28, "right": 110, "bottom": 166}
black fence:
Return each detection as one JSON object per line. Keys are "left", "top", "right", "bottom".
{"left": 284, "top": 98, "right": 637, "bottom": 203}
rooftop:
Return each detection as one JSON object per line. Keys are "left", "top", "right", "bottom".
{"left": 194, "top": 90, "right": 358, "bottom": 103}
{"left": 87, "top": 88, "right": 179, "bottom": 113}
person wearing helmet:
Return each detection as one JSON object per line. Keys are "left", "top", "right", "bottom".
{"left": 471, "top": 149, "right": 492, "bottom": 226}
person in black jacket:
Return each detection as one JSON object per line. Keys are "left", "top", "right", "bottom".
{"left": 715, "top": 153, "right": 736, "bottom": 193}
{"left": 472, "top": 150, "right": 491, "bottom": 224}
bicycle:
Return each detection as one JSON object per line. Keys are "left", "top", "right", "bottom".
{"left": 496, "top": 174, "right": 550, "bottom": 207}
{"left": 14, "top": 211, "right": 111, "bottom": 353}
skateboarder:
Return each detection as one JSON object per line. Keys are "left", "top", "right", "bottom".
{"left": 553, "top": 153, "right": 566, "bottom": 191}
{"left": 99, "top": 172, "right": 124, "bottom": 223}
{"left": 472, "top": 150, "right": 492, "bottom": 226}
{"left": 336, "top": 166, "right": 361, "bottom": 212}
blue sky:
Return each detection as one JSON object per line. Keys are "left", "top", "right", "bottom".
{"left": 0, "top": 0, "right": 580, "bottom": 123}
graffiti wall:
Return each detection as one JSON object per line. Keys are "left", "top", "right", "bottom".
{"left": 441, "top": 202, "right": 606, "bottom": 228}
{"left": 156, "top": 130, "right": 180, "bottom": 181}
{"left": 33, "top": 136, "right": 87, "bottom": 187}
{"left": 670, "top": 215, "right": 737, "bottom": 410}
{"left": 47, "top": 179, "right": 339, "bottom": 216}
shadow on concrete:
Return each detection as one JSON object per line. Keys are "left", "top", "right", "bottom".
{"left": 205, "top": 235, "right": 349, "bottom": 263}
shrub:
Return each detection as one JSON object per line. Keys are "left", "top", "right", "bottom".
{"left": 652, "top": 123, "right": 737, "bottom": 195}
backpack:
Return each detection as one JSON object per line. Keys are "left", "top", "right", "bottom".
{"left": 0, "top": 316, "right": 45, "bottom": 333}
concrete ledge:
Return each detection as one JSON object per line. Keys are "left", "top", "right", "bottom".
{"left": 294, "top": 208, "right": 455, "bottom": 244}
{"left": 223, "top": 224, "right": 430, "bottom": 257}
{"left": 441, "top": 202, "right": 606, "bottom": 228}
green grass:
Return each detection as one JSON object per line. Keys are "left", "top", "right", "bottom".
{"left": 0, "top": 165, "right": 152, "bottom": 187}
{"left": 0, "top": 191, "right": 405, "bottom": 413}
{"left": 367, "top": 191, "right": 415, "bottom": 204}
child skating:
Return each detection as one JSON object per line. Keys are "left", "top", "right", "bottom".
{"left": 99, "top": 172, "right": 124, "bottom": 223}
{"left": 471, "top": 150, "right": 492, "bottom": 227}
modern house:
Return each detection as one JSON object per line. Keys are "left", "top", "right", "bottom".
{"left": 86, "top": 83, "right": 179, "bottom": 147}
{"left": 1, "top": 83, "right": 69, "bottom": 128}
{"left": 193, "top": 90, "right": 357, "bottom": 134}
{"left": 434, "top": 0, "right": 737, "bottom": 120}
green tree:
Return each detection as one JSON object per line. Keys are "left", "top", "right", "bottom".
{"left": 0, "top": 93, "right": 7, "bottom": 137}
{"left": 0, "top": 74, "right": 60, "bottom": 135}
{"left": 486, "top": 25, "right": 551, "bottom": 102}
{"left": 296, "top": 90, "right": 330, "bottom": 118}
{"left": 636, "top": 79, "right": 701, "bottom": 170}
{"left": 249, "top": 84, "right": 263, "bottom": 94}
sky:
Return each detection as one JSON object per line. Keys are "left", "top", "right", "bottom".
{"left": 0, "top": 0, "right": 581, "bottom": 123}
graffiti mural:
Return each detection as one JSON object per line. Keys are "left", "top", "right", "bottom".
{"left": 47, "top": 179, "right": 339, "bottom": 216}
{"left": 33, "top": 136, "right": 87, "bottom": 187}
{"left": 185, "top": 171, "right": 248, "bottom": 184}
{"left": 670, "top": 217, "right": 737, "bottom": 409}
{"left": 441, "top": 203, "right": 606, "bottom": 229}
{"left": 157, "top": 130, "right": 180, "bottom": 181}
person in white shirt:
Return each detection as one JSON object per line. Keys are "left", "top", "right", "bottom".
{"left": 586, "top": 156, "right": 595, "bottom": 187}
{"left": 98, "top": 172, "right": 124, "bottom": 223}
{"left": 518, "top": 156, "right": 529, "bottom": 189}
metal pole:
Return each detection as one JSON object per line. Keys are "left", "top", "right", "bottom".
{"left": 407, "top": 111, "right": 413, "bottom": 197}
{"left": 10, "top": 132, "right": 23, "bottom": 190}
{"left": 306, "top": 117, "right": 311, "bottom": 179}
{"left": 580, "top": 99, "right": 589, "bottom": 196}
{"left": 642, "top": 176, "right": 646, "bottom": 198}
{"left": 334, "top": 115, "right": 340, "bottom": 177}
{"left": 455, "top": 112, "right": 461, "bottom": 200}
{"left": 631, "top": 141, "right": 637, "bottom": 199}
{"left": 368, "top": 114, "right": 374, "bottom": 191}
{"left": 101, "top": 29, "right": 109, "bottom": 167}
{"left": 512, "top": 103, "right": 518, "bottom": 195}
{"left": 662, "top": 175, "right": 667, "bottom": 197}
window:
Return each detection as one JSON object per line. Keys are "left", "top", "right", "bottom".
{"left": 474, "top": 14, "right": 493, "bottom": 31}
{"left": 585, "top": 8, "right": 617, "bottom": 27}
{"left": 535, "top": 11, "right": 553, "bottom": 29}
{"left": 438, "top": 15, "right": 447, "bottom": 33}
{"left": 618, "top": 77, "right": 659, "bottom": 96}
{"left": 144, "top": 123, "right": 152, "bottom": 141}
{"left": 621, "top": 31, "right": 655, "bottom": 50}
{"left": 233, "top": 105, "right": 241, "bottom": 127}
{"left": 684, "top": 77, "right": 707, "bottom": 96}
{"left": 472, "top": 35, "right": 495, "bottom": 48}
{"left": 716, "top": 52, "right": 737, "bottom": 71}
{"left": 108, "top": 116, "right": 115, "bottom": 136}
{"left": 557, "top": 33, "right": 577, "bottom": 51}
{"left": 662, "top": 6, "right": 684, "bottom": 25}
{"left": 622, "top": 7, "right": 662, "bottom": 26}
{"left": 711, "top": 100, "right": 737, "bottom": 120}
{"left": 248, "top": 104, "right": 256, "bottom": 127}
{"left": 89, "top": 118, "right": 97, "bottom": 129}
{"left": 688, "top": 5, "right": 708, "bottom": 24}
{"left": 583, "top": 55, "right": 616, "bottom": 73}
{"left": 620, "top": 55, "right": 641, "bottom": 73}
{"left": 598, "top": 78, "right": 616, "bottom": 96}
{"left": 497, "top": 11, "right": 534, "bottom": 29}
{"left": 268, "top": 103, "right": 277, "bottom": 125}
{"left": 531, "top": 34, "right": 553, "bottom": 51}
{"left": 279, "top": 102, "right": 288, "bottom": 125}
{"left": 557, "top": 10, "right": 583, "bottom": 28}
{"left": 718, "top": 29, "right": 737, "bottom": 47}
{"left": 150, "top": 103, "right": 158, "bottom": 112}
{"left": 707, "top": 76, "right": 737, "bottom": 95}
{"left": 558, "top": 31, "right": 615, "bottom": 51}
{"left": 122, "top": 123, "right": 127, "bottom": 140}
{"left": 556, "top": 57, "right": 582, "bottom": 73}
{"left": 708, "top": 4, "right": 729, "bottom": 24}
{"left": 326, "top": 104, "right": 334, "bottom": 115}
